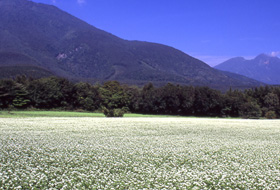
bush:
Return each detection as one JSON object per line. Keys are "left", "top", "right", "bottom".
{"left": 103, "top": 108, "right": 124, "bottom": 117}
{"left": 265, "top": 111, "right": 277, "bottom": 119}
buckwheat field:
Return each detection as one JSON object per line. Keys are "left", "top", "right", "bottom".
{"left": 1, "top": 117, "right": 280, "bottom": 189}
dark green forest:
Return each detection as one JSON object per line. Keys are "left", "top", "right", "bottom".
{"left": 1, "top": 76, "right": 280, "bottom": 118}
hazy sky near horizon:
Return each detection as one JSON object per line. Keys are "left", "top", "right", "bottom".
{"left": 31, "top": 0, "right": 280, "bottom": 66}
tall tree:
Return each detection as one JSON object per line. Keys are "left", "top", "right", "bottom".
{"left": 223, "top": 89, "right": 247, "bottom": 117}
{"left": 0, "top": 79, "right": 17, "bottom": 109}
{"left": 73, "top": 82, "right": 101, "bottom": 111}
{"left": 99, "top": 81, "right": 129, "bottom": 110}
{"left": 193, "top": 87, "right": 223, "bottom": 116}
{"left": 27, "top": 77, "right": 73, "bottom": 109}
{"left": 12, "top": 83, "right": 30, "bottom": 109}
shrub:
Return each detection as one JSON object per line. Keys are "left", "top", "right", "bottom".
{"left": 103, "top": 108, "right": 124, "bottom": 117}
{"left": 265, "top": 111, "right": 277, "bottom": 119}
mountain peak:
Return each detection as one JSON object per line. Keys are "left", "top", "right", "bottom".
{"left": 215, "top": 53, "right": 280, "bottom": 84}
{"left": 254, "top": 54, "right": 280, "bottom": 63}
{"left": 229, "top": 57, "right": 246, "bottom": 62}
{"left": 255, "top": 53, "right": 270, "bottom": 60}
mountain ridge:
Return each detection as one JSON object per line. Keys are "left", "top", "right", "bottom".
{"left": 215, "top": 54, "right": 280, "bottom": 84}
{"left": 0, "top": 0, "right": 264, "bottom": 89}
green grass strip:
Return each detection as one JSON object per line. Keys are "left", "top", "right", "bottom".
{"left": 0, "top": 111, "right": 185, "bottom": 118}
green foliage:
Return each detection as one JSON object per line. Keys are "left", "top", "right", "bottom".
{"left": 265, "top": 111, "right": 277, "bottom": 119}
{"left": 27, "top": 77, "right": 74, "bottom": 109}
{"left": 264, "top": 93, "right": 279, "bottom": 109}
{"left": 193, "top": 87, "right": 223, "bottom": 116}
{"left": 222, "top": 90, "right": 247, "bottom": 117}
{"left": 99, "top": 81, "right": 129, "bottom": 110}
{"left": 0, "top": 79, "right": 16, "bottom": 108}
{"left": 1, "top": 76, "right": 280, "bottom": 118}
{"left": 239, "top": 102, "right": 262, "bottom": 119}
{"left": 133, "top": 83, "right": 195, "bottom": 116}
{"left": 73, "top": 82, "right": 101, "bottom": 111}
{"left": 0, "top": 111, "right": 105, "bottom": 118}
{"left": 12, "top": 83, "right": 30, "bottom": 109}
{"left": 103, "top": 107, "right": 124, "bottom": 117}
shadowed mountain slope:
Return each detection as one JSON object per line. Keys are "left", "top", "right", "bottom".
{"left": 0, "top": 0, "right": 264, "bottom": 89}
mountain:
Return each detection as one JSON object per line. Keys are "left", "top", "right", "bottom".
{"left": 215, "top": 54, "right": 280, "bottom": 84}
{"left": 0, "top": 52, "right": 54, "bottom": 79}
{"left": 0, "top": 0, "right": 263, "bottom": 89}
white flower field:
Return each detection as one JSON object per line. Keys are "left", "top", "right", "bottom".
{"left": 1, "top": 117, "right": 280, "bottom": 189}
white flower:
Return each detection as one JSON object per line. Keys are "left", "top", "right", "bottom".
{"left": 0, "top": 117, "right": 280, "bottom": 189}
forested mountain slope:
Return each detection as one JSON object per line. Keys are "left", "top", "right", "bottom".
{"left": 0, "top": 0, "right": 263, "bottom": 89}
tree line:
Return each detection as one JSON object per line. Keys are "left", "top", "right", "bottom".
{"left": 0, "top": 76, "right": 280, "bottom": 118}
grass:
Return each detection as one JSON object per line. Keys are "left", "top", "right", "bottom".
{"left": 0, "top": 110, "right": 185, "bottom": 118}
{"left": 1, "top": 117, "right": 280, "bottom": 189}
{"left": 0, "top": 110, "right": 105, "bottom": 118}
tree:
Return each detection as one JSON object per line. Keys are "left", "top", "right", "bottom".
{"left": 262, "top": 92, "right": 279, "bottom": 118}
{"left": 245, "top": 86, "right": 272, "bottom": 109}
{"left": 100, "top": 81, "right": 130, "bottom": 109}
{"left": 222, "top": 89, "right": 247, "bottom": 117}
{"left": 0, "top": 79, "right": 17, "bottom": 109}
{"left": 177, "top": 86, "right": 195, "bottom": 115}
{"left": 158, "top": 83, "right": 181, "bottom": 114}
{"left": 15, "top": 75, "right": 30, "bottom": 86}
{"left": 73, "top": 82, "right": 101, "bottom": 111}
{"left": 265, "top": 111, "right": 277, "bottom": 119}
{"left": 264, "top": 93, "right": 279, "bottom": 110}
{"left": 12, "top": 83, "right": 30, "bottom": 109}
{"left": 27, "top": 77, "right": 73, "bottom": 109}
{"left": 155, "top": 84, "right": 195, "bottom": 115}
{"left": 123, "top": 85, "right": 141, "bottom": 113}
{"left": 56, "top": 78, "right": 75, "bottom": 109}
{"left": 239, "top": 101, "right": 262, "bottom": 119}
{"left": 193, "top": 87, "right": 223, "bottom": 116}
{"left": 136, "top": 83, "right": 157, "bottom": 114}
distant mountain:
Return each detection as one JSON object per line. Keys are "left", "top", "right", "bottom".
{"left": 215, "top": 54, "right": 280, "bottom": 84}
{"left": 0, "top": 0, "right": 263, "bottom": 89}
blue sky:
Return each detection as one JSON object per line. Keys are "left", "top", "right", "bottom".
{"left": 31, "top": 0, "right": 280, "bottom": 66}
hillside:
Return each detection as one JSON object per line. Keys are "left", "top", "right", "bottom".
{"left": 0, "top": 0, "right": 263, "bottom": 89}
{"left": 215, "top": 54, "right": 280, "bottom": 84}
